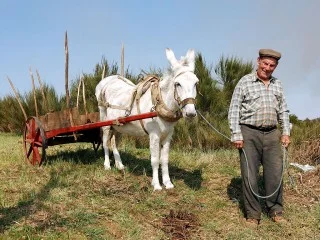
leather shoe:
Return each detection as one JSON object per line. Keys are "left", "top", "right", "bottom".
{"left": 270, "top": 212, "right": 287, "bottom": 223}
{"left": 271, "top": 215, "right": 287, "bottom": 223}
{"left": 245, "top": 218, "right": 259, "bottom": 229}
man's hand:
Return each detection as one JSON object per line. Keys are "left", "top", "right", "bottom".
{"left": 233, "top": 140, "right": 244, "bottom": 149}
{"left": 281, "top": 135, "right": 290, "bottom": 148}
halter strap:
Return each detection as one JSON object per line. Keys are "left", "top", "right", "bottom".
{"left": 151, "top": 80, "right": 182, "bottom": 122}
{"left": 173, "top": 71, "right": 197, "bottom": 109}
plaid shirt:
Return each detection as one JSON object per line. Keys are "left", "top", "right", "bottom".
{"left": 228, "top": 72, "right": 290, "bottom": 142}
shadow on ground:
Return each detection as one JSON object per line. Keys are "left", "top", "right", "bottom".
{"left": 227, "top": 177, "right": 244, "bottom": 215}
{"left": 227, "top": 176, "right": 269, "bottom": 218}
{"left": 119, "top": 151, "right": 204, "bottom": 190}
{"left": 44, "top": 145, "right": 204, "bottom": 190}
{"left": 45, "top": 147, "right": 102, "bottom": 165}
{"left": 0, "top": 168, "right": 74, "bottom": 233}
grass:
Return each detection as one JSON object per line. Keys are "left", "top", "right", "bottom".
{"left": 0, "top": 133, "right": 319, "bottom": 239}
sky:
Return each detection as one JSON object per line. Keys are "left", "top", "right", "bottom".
{"left": 0, "top": 0, "right": 319, "bottom": 120}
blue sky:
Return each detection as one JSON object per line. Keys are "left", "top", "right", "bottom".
{"left": 1, "top": 0, "right": 319, "bottom": 119}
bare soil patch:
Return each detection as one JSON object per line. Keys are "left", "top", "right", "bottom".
{"left": 161, "top": 209, "right": 200, "bottom": 240}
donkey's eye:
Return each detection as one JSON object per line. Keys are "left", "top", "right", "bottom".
{"left": 175, "top": 82, "right": 181, "bottom": 87}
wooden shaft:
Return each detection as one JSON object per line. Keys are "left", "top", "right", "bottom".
{"left": 64, "top": 31, "right": 77, "bottom": 140}
{"left": 76, "top": 76, "right": 82, "bottom": 108}
{"left": 82, "top": 77, "right": 87, "bottom": 116}
{"left": 7, "top": 77, "right": 28, "bottom": 120}
{"left": 102, "top": 64, "right": 106, "bottom": 80}
{"left": 36, "top": 69, "right": 48, "bottom": 112}
{"left": 45, "top": 111, "right": 158, "bottom": 139}
{"left": 65, "top": 31, "right": 70, "bottom": 108}
{"left": 30, "top": 68, "right": 39, "bottom": 117}
{"left": 121, "top": 43, "right": 124, "bottom": 77}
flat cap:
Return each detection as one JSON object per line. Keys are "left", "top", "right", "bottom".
{"left": 259, "top": 49, "right": 281, "bottom": 60}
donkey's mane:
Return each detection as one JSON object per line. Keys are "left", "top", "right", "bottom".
{"left": 163, "top": 67, "right": 174, "bottom": 79}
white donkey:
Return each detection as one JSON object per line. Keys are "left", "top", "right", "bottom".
{"left": 95, "top": 48, "right": 199, "bottom": 190}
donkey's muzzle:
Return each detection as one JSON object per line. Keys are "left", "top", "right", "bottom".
{"left": 179, "top": 98, "right": 196, "bottom": 109}
{"left": 186, "top": 111, "right": 197, "bottom": 118}
{"left": 180, "top": 98, "right": 197, "bottom": 118}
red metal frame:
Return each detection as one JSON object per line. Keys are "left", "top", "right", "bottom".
{"left": 23, "top": 111, "right": 158, "bottom": 166}
{"left": 45, "top": 111, "right": 158, "bottom": 139}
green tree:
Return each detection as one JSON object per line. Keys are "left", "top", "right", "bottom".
{"left": 195, "top": 53, "right": 222, "bottom": 113}
{"left": 69, "top": 57, "right": 119, "bottom": 113}
{"left": 289, "top": 114, "right": 300, "bottom": 125}
{"left": 215, "top": 55, "right": 254, "bottom": 104}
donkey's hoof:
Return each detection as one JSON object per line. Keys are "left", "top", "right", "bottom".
{"left": 152, "top": 180, "right": 162, "bottom": 191}
{"left": 165, "top": 182, "right": 174, "bottom": 189}
{"left": 104, "top": 165, "right": 111, "bottom": 170}
{"left": 115, "top": 163, "right": 125, "bottom": 170}
{"left": 153, "top": 185, "right": 162, "bottom": 191}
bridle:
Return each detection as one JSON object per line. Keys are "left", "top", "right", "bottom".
{"left": 173, "top": 71, "right": 197, "bottom": 110}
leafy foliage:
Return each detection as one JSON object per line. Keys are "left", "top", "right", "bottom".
{"left": 0, "top": 52, "right": 318, "bottom": 151}
{"left": 215, "top": 55, "right": 254, "bottom": 106}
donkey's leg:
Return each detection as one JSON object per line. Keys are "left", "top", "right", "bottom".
{"left": 99, "top": 106, "right": 112, "bottom": 170}
{"left": 110, "top": 131, "right": 124, "bottom": 170}
{"left": 161, "top": 132, "right": 174, "bottom": 189}
{"left": 101, "top": 126, "right": 112, "bottom": 170}
{"left": 149, "top": 132, "right": 162, "bottom": 190}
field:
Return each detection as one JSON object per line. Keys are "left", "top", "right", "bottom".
{"left": 0, "top": 133, "right": 319, "bottom": 239}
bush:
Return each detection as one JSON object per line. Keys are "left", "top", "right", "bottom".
{"left": 1, "top": 54, "right": 319, "bottom": 154}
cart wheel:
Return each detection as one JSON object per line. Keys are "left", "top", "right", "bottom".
{"left": 23, "top": 117, "right": 47, "bottom": 166}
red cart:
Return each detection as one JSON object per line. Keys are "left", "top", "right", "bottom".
{"left": 23, "top": 109, "right": 157, "bottom": 166}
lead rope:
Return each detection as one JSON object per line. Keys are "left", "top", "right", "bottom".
{"left": 197, "top": 110, "right": 292, "bottom": 199}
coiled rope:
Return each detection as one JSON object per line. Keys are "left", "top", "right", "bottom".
{"left": 197, "top": 110, "right": 292, "bottom": 199}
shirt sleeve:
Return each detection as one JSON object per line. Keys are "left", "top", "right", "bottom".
{"left": 277, "top": 83, "right": 290, "bottom": 136}
{"left": 228, "top": 81, "right": 243, "bottom": 142}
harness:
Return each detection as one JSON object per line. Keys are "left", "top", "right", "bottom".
{"left": 98, "top": 74, "right": 196, "bottom": 134}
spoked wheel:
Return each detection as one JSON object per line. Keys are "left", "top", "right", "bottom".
{"left": 23, "top": 117, "right": 47, "bottom": 166}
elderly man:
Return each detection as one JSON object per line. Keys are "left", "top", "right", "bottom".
{"left": 228, "top": 49, "right": 290, "bottom": 228}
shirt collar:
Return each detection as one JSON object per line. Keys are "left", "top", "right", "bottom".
{"left": 253, "top": 72, "right": 276, "bottom": 83}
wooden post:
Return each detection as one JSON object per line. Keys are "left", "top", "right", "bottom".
{"left": 36, "top": 69, "right": 48, "bottom": 112}
{"left": 121, "top": 43, "right": 124, "bottom": 77}
{"left": 65, "top": 31, "right": 70, "bottom": 108}
{"left": 76, "top": 76, "right": 82, "bottom": 108}
{"left": 29, "top": 68, "right": 39, "bottom": 117}
{"left": 7, "top": 77, "right": 27, "bottom": 121}
{"left": 101, "top": 64, "right": 106, "bottom": 80}
{"left": 76, "top": 75, "right": 87, "bottom": 116}
{"left": 65, "top": 31, "right": 77, "bottom": 140}
{"left": 82, "top": 76, "right": 87, "bottom": 116}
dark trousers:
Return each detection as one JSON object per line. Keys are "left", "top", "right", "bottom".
{"left": 239, "top": 125, "right": 283, "bottom": 220}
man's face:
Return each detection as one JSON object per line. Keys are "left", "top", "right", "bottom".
{"left": 257, "top": 57, "right": 278, "bottom": 81}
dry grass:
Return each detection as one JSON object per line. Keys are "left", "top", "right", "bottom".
{"left": 285, "top": 168, "right": 320, "bottom": 206}
{"left": 0, "top": 133, "right": 319, "bottom": 239}
{"left": 290, "top": 137, "right": 320, "bottom": 165}
{"left": 287, "top": 137, "right": 320, "bottom": 206}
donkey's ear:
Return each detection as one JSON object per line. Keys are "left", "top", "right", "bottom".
{"left": 185, "top": 49, "right": 195, "bottom": 63}
{"left": 185, "top": 49, "right": 195, "bottom": 71}
{"left": 166, "top": 48, "right": 178, "bottom": 68}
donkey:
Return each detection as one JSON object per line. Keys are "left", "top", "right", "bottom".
{"left": 95, "top": 48, "right": 199, "bottom": 190}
